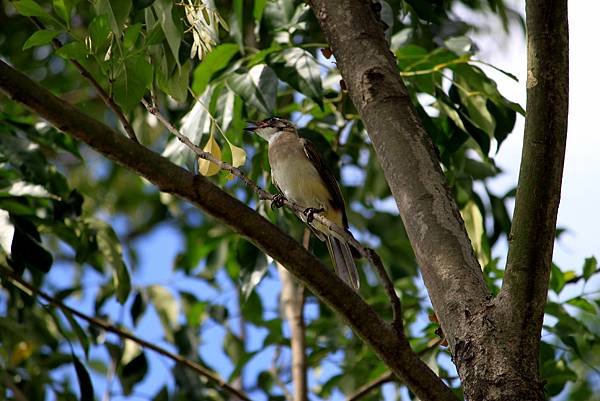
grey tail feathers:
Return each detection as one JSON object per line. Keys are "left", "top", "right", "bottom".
{"left": 326, "top": 236, "right": 360, "bottom": 290}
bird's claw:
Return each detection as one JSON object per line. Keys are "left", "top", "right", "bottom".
{"left": 271, "top": 194, "right": 286, "bottom": 209}
{"left": 303, "top": 207, "right": 324, "bottom": 223}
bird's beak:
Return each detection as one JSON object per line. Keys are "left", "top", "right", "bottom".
{"left": 244, "top": 121, "right": 258, "bottom": 132}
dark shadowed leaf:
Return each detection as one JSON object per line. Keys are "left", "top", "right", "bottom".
{"left": 72, "top": 354, "right": 94, "bottom": 401}
{"left": 270, "top": 47, "right": 323, "bottom": 107}
{"left": 120, "top": 352, "right": 148, "bottom": 395}
{"left": 228, "top": 64, "right": 277, "bottom": 115}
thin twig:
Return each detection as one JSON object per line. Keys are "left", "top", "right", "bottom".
{"left": 142, "top": 99, "right": 404, "bottom": 330}
{"left": 345, "top": 338, "right": 443, "bottom": 401}
{"left": 0, "top": 267, "right": 251, "bottom": 401}
{"left": 28, "top": 17, "right": 138, "bottom": 143}
{"left": 270, "top": 345, "right": 293, "bottom": 401}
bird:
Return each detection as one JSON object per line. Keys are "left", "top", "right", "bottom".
{"left": 246, "top": 117, "right": 360, "bottom": 290}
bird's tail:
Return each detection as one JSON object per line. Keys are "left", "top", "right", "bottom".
{"left": 326, "top": 235, "right": 360, "bottom": 290}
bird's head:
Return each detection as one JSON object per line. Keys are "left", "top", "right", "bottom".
{"left": 245, "top": 117, "right": 296, "bottom": 143}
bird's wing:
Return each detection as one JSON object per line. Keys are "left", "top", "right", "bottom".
{"left": 301, "top": 138, "right": 348, "bottom": 228}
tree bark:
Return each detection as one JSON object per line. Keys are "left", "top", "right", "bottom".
{"left": 493, "top": 0, "right": 569, "bottom": 400}
{"left": 307, "top": 1, "right": 569, "bottom": 400}
{"left": 0, "top": 60, "right": 458, "bottom": 401}
{"left": 308, "top": 0, "right": 489, "bottom": 362}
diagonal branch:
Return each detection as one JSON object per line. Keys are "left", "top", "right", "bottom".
{"left": 28, "top": 17, "right": 138, "bottom": 143}
{"left": 0, "top": 266, "right": 250, "bottom": 401}
{"left": 0, "top": 59, "right": 457, "bottom": 401}
{"left": 346, "top": 338, "right": 444, "bottom": 401}
{"left": 142, "top": 99, "right": 403, "bottom": 331}
{"left": 499, "top": 0, "right": 569, "bottom": 363}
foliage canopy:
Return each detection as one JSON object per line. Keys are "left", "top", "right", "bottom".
{"left": 0, "top": 0, "right": 598, "bottom": 400}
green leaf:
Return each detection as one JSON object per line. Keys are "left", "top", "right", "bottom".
{"left": 88, "top": 15, "right": 111, "bottom": 52}
{"left": 13, "top": 0, "right": 50, "bottom": 17}
{"left": 0, "top": 210, "right": 15, "bottom": 257}
{"left": 542, "top": 358, "right": 577, "bottom": 397}
{"left": 120, "top": 352, "right": 148, "bottom": 395}
{"left": 460, "top": 201, "right": 488, "bottom": 267}
{"left": 133, "top": 0, "right": 155, "bottom": 10}
{"left": 253, "top": 0, "right": 267, "bottom": 22}
{"left": 53, "top": 0, "right": 69, "bottom": 23}
{"left": 191, "top": 43, "right": 239, "bottom": 95}
{"left": 237, "top": 239, "right": 267, "bottom": 299}
{"left": 130, "top": 291, "right": 146, "bottom": 326}
{"left": 72, "top": 354, "right": 94, "bottom": 401}
{"left": 22, "top": 30, "right": 60, "bottom": 50}
{"left": 550, "top": 264, "right": 566, "bottom": 294}
{"left": 582, "top": 256, "right": 597, "bottom": 280}
{"left": 92, "top": 220, "right": 131, "bottom": 304}
{"left": 113, "top": 55, "right": 153, "bottom": 113}
{"left": 55, "top": 41, "right": 88, "bottom": 62}
{"left": 152, "top": 0, "right": 181, "bottom": 64}
{"left": 95, "top": 0, "right": 132, "bottom": 36}
{"left": 62, "top": 309, "right": 90, "bottom": 358}
{"left": 148, "top": 285, "right": 179, "bottom": 339}
{"left": 566, "top": 298, "right": 597, "bottom": 314}
{"left": 270, "top": 47, "right": 323, "bottom": 107}
{"left": 228, "top": 64, "right": 277, "bottom": 115}
{"left": 123, "top": 23, "right": 143, "bottom": 49}
{"left": 165, "top": 60, "right": 191, "bottom": 102}
{"left": 10, "top": 215, "right": 53, "bottom": 273}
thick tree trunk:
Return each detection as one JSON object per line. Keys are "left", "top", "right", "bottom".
{"left": 307, "top": 1, "right": 569, "bottom": 400}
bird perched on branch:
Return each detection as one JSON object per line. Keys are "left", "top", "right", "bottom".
{"left": 246, "top": 117, "right": 360, "bottom": 290}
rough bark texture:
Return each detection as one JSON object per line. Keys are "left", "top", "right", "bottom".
{"left": 307, "top": 1, "right": 569, "bottom": 400}
{"left": 0, "top": 60, "right": 458, "bottom": 401}
{"left": 308, "top": 0, "right": 489, "bottom": 361}
{"left": 493, "top": 1, "right": 569, "bottom": 400}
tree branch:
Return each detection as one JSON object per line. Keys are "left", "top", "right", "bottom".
{"left": 28, "top": 17, "right": 138, "bottom": 143}
{"left": 142, "top": 98, "right": 403, "bottom": 330}
{"left": 277, "top": 228, "right": 310, "bottom": 401}
{"left": 346, "top": 338, "right": 444, "bottom": 401}
{"left": 0, "top": 266, "right": 250, "bottom": 401}
{"left": 307, "top": 0, "right": 490, "bottom": 353}
{"left": 0, "top": 59, "right": 457, "bottom": 401}
{"left": 499, "top": 0, "right": 569, "bottom": 366}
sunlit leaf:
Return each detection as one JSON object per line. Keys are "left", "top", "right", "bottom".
{"left": 198, "top": 133, "right": 222, "bottom": 176}
{"left": 229, "top": 143, "right": 246, "bottom": 168}
{"left": 147, "top": 285, "right": 179, "bottom": 338}
{"left": 0, "top": 210, "right": 15, "bottom": 257}
{"left": 461, "top": 201, "right": 488, "bottom": 268}
{"left": 91, "top": 219, "right": 131, "bottom": 304}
